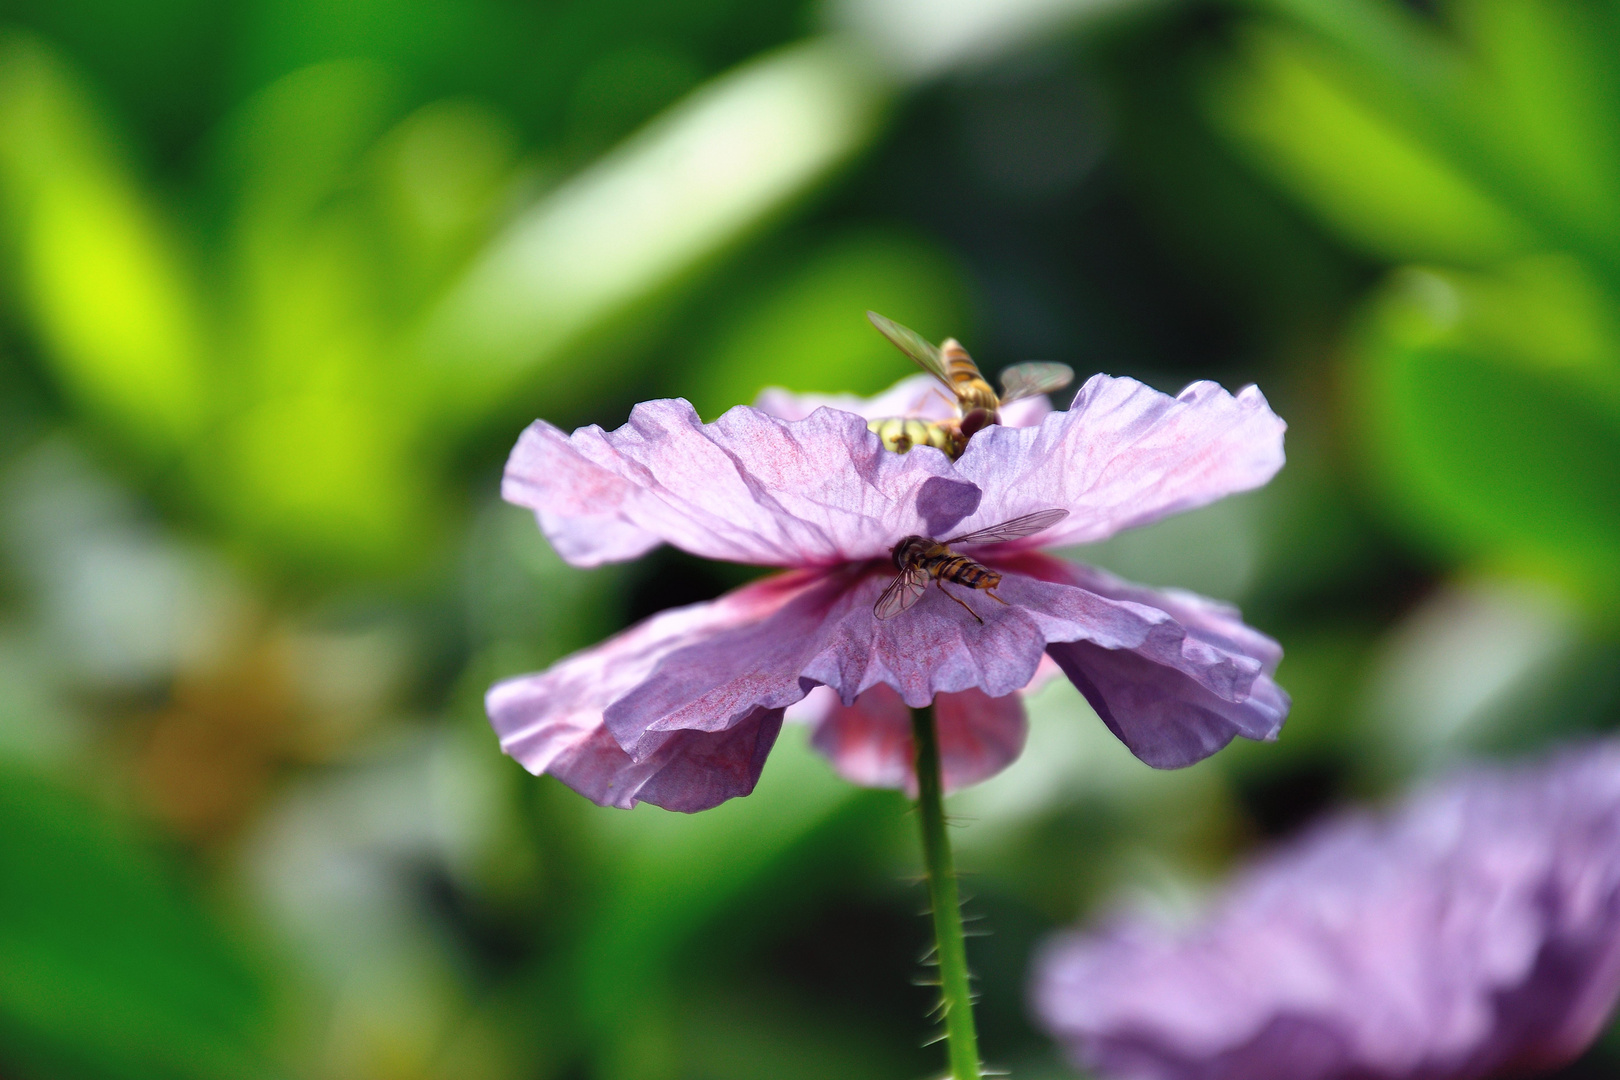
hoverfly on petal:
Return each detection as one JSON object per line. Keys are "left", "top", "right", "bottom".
{"left": 863, "top": 311, "right": 1074, "bottom": 458}
{"left": 876, "top": 508, "right": 1069, "bottom": 623}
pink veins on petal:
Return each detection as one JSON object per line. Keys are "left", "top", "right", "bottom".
{"left": 487, "top": 372, "right": 1290, "bottom": 811}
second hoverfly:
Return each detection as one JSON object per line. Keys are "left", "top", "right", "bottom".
{"left": 876, "top": 508, "right": 1069, "bottom": 623}
{"left": 864, "top": 311, "right": 1074, "bottom": 458}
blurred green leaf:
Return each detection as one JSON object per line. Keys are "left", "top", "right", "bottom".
{"left": 370, "top": 98, "right": 523, "bottom": 308}
{"left": 0, "top": 34, "right": 208, "bottom": 460}
{"left": 677, "top": 983, "right": 918, "bottom": 1080}
{"left": 0, "top": 0, "right": 229, "bottom": 150}
{"left": 414, "top": 37, "right": 889, "bottom": 424}
{"left": 683, "top": 227, "right": 972, "bottom": 418}
{"left": 1206, "top": 24, "right": 1537, "bottom": 266}
{"left": 566, "top": 728, "right": 869, "bottom": 1080}
{"left": 210, "top": 381, "right": 429, "bottom": 578}
{"left": 1238, "top": 0, "right": 1620, "bottom": 280}
{"left": 563, "top": 43, "right": 704, "bottom": 159}
{"left": 1215, "top": 1, "right": 1620, "bottom": 609}
{"left": 829, "top": 0, "right": 1148, "bottom": 82}
{"left": 0, "top": 764, "right": 274, "bottom": 1080}
{"left": 200, "top": 62, "right": 430, "bottom": 574}
{"left": 1352, "top": 264, "right": 1620, "bottom": 594}
{"left": 218, "top": 60, "right": 399, "bottom": 231}
{"left": 1458, "top": 0, "right": 1620, "bottom": 251}
{"left": 0, "top": 31, "right": 897, "bottom": 580}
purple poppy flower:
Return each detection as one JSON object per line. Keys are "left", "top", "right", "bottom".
{"left": 1031, "top": 741, "right": 1620, "bottom": 1080}
{"left": 486, "top": 372, "right": 1288, "bottom": 811}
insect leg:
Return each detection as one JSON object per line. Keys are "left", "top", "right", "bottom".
{"left": 984, "top": 587, "right": 1009, "bottom": 606}
{"left": 936, "top": 579, "right": 983, "bottom": 624}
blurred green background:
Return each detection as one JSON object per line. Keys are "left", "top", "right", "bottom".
{"left": 0, "top": 0, "right": 1617, "bottom": 1076}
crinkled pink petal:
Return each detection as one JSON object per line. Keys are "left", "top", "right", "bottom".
{"left": 603, "top": 567, "right": 1102, "bottom": 751}
{"left": 789, "top": 656, "right": 1058, "bottom": 728}
{"left": 602, "top": 554, "right": 1282, "bottom": 773}
{"left": 1047, "top": 639, "right": 1287, "bottom": 769}
{"left": 628, "top": 708, "right": 784, "bottom": 812}
{"left": 506, "top": 376, "right": 1277, "bottom": 570}
{"left": 491, "top": 708, "right": 783, "bottom": 814}
{"left": 1059, "top": 563, "right": 1284, "bottom": 676}
{"left": 494, "top": 371, "right": 1290, "bottom": 807}
{"left": 952, "top": 376, "right": 1286, "bottom": 550}
{"left": 485, "top": 572, "right": 812, "bottom": 811}
{"left": 503, "top": 399, "right": 981, "bottom": 568}
{"left": 601, "top": 564, "right": 1044, "bottom": 749}
{"left": 501, "top": 419, "right": 663, "bottom": 567}
{"left": 489, "top": 547, "right": 1284, "bottom": 808}
{"left": 755, "top": 373, "right": 1052, "bottom": 428}
{"left": 1025, "top": 652, "right": 1065, "bottom": 694}
{"left": 1004, "top": 552, "right": 1287, "bottom": 768}
{"left": 808, "top": 683, "right": 1028, "bottom": 796}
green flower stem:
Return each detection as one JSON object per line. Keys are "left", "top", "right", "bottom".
{"left": 911, "top": 704, "right": 982, "bottom": 1080}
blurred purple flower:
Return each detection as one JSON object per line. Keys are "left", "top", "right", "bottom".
{"left": 486, "top": 373, "right": 1288, "bottom": 811}
{"left": 1032, "top": 741, "right": 1620, "bottom": 1080}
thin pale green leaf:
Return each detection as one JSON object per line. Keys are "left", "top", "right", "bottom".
{"left": 1205, "top": 25, "right": 1538, "bottom": 266}
{"left": 1247, "top": 0, "right": 1620, "bottom": 281}
{"left": 0, "top": 35, "right": 208, "bottom": 459}
{"left": 413, "top": 37, "right": 888, "bottom": 426}
{"left": 1456, "top": 0, "right": 1620, "bottom": 255}
{"left": 1352, "top": 267, "right": 1620, "bottom": 591}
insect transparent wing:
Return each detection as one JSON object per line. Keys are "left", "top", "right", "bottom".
{"left": 998, "top": 361, "right": 1074, "bottom": 404}
{"left": 867, "top": 310, "right": 952, "bottom": 385}
{"left": 874, "top": 568, "right": 929, "bottom": 619}
{"left": 945, "top": 508, "right": 1069, "bottom": 546}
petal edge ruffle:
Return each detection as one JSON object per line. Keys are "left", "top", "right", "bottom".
{"left": 503, "top": 399, "right": 970, "bottom": 568}
{"left": 953, "top": 375, "right": 1286, "bottom": 550}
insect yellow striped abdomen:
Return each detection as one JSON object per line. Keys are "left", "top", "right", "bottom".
{"left": 939, "top": 338, "right": 1000, "bottom": 414}
{"left": 873, "top": 508, "right": 1068, "bottom": 623}
{"left": 868, "top": 416, "right": 959, "bottom": 456}
{"left": 867, "top": 312, "right": 1074, "bottom": 458}
{"left": 915, "top": 550, "right": 1001, "bottom": 592}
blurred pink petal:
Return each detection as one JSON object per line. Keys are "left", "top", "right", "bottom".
{"left": 756, "top": 374, "right": 1052, "bottom": 427}
{"left": 1032, "top": 741, "right": 1620, "bottom": 1079}
{"left": 809, "top": 683, "right": 1027, "bottom": 796}
{"left": 755, "top": 374, "right": 957, "bottom": 423}
{"left": 996, "top": 394, "right": 1053, "bottom": 427}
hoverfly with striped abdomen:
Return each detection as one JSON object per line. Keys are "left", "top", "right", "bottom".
{"left": 863, "top": 311, "right": 1074, "bottom": 458}
{"left": 876, "top": 508, "right": 1069, "bottom": 623}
